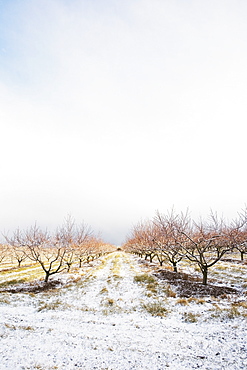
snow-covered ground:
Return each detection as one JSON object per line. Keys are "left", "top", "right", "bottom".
{"left": 0, "top": 252, "right": 246, "bottom": 369}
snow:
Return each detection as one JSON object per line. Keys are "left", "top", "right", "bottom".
{"left": 0, "top": 252, "right": 247, "bottom": 369}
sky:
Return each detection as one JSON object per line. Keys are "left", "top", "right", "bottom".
{"left": 0, "top": 0, "right": 247, "bottom": 245}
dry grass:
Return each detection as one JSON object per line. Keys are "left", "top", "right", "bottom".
{"left": 0, "top": 263, "right": 50, "bottom": 288}
{"left": 176, "top": 298, "right": 189, "bottom": 306}
{"left": 28, "top": 365, "right": 59, "bottom": 370}
{"left": 134, "top": 274, "right": 156, "bottom": 284}
{"left": 146, "top": 282, "right": 158, "bottom": 294}
{"left": 0, "top": 278, "right": 27, "bottom": 287}
{"left": 187, "top": 297, "right": 206, "bottom": 304}
{"left": 0, "top": 296, "right": 10, "bottom": 304}
{"left": 142, "top": 302, "right": 169, "bottom": 317}
{"left": 4, "top": 323, "right": 35, "bottom": 331}
{"left": 162, "top": 284, "right": 177, "bottom": 298}
{"left": 182, "top": 312, "right": 199, "bottom": 323}
{"left": 134, "top": 273, "right": 161, "bottom": 297}
{"left": 232, "top": 301, "right": 247, "bottom": 309}
{"left": 99, "top": 287, "right": 108, "bottom": 294}
{"left": 4, "top": 323, "right": 17, "bottom": 330}
{"left": 106, "top": 298, "right": 115, "bottom": 306}
{"left": 20, "top": 325, "right": 35, "bottom": 331}
{"left": 102, "top": 304, "right": 123, "bottom": 316}
{"left": 37, "top": 299, "right": 70, "bottom": 312}
{"left": 208, "top": 302, "right": 247, "bottom": 320}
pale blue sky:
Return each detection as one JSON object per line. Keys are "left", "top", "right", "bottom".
{"left": 1, "top": 0, "right": 247, "bottom": 244}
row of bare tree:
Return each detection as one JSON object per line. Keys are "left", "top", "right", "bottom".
{"left": 124, "top": 209, "right": 247, "bottom": 285}
{"left": 0, "top": 216, "right": 115, "bottom": 282}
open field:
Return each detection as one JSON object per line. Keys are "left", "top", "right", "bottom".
{"left": 0, "top": 251, "right": 247, "bottom": 369}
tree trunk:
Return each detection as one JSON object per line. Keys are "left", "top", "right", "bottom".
{"left": 202, "top": 266, "right": 208, "bottom": 285}
{"left": 172, "top": 262, "right": 177, "bottom": 273}
{"left": 44, "top": 272, "right": 50, "bottom": 283}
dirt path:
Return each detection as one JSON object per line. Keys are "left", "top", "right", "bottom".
{"left": 0, "top": 252, "right": 246, "bottom": 369}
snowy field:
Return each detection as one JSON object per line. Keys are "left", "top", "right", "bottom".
{"left": 0, "top": 252, "right": 247, "bottom": 370}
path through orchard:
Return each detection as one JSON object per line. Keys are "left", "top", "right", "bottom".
{"left": 0, "top": 251, "right": 246, "bottom": 369}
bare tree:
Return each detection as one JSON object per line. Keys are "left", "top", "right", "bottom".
{"left": 3, "top": 215, "right": 115, "bottom": 284}
{"left": 230, "top": 208, "right": 247, "bottom": 261}
{"left": 0, "top": 244, "right": 9, "bottom": 266}
{"left": 8, "top": 224, "right": 68, "bottom": 283}
{"left": 56, "top": 215, "right": 94, "bottom": 270}
{"left": 153, "top": 210, "right": 189, "bottom": 271}
{"left": 54, "top": 215, "right": 77, "bottom": 272}
{"left": 124, "top": 221, "right": 157, "bottom": 262}
{"left": 4, "top": 228, "right": 30, "bottom": 267}
{"left": 76, "top": 237, "right": 114, "bottom": 267}
{"left": 125, "top": 208, "right": 247, "bottom": 286}
{"left": 235, "top": 236, "right": 247, "bottom": 261}
{"left": 176, "top": 212, "right": 238, "bottom": 285}
{"left": 11, "top": 245, "right": 28, "bottom": 267}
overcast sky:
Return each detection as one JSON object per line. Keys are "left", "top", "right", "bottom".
{"left": 0, "top": 0, "right": 247, "bottom": 245}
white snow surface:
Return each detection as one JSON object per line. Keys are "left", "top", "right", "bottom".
{"left": 0, "top": 252, "right": 246, "bottom": 370}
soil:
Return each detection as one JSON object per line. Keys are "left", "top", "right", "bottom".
{"left": 153, "top": 269, "right": 239, "bottom": 298}
{"left": 0, "top": 279, "right": 62, "bottom": 294}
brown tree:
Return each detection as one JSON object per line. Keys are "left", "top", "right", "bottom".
{"left": 153, "top": 210, "right": 189, "bottom": 271}
{"left": 6, "top": 225, "right": 68, "bottom": 283}
{"left": 176, "top": 212, "right": 241, "bottom": 285}
{"left": 124, "top": 221, "right": 157, "bottom": 262}
{"left": 0, "top": 244, "right": 9, "bottom": 266}
{"left": 56, "top": 215, "right": 94, "bottom": 270}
